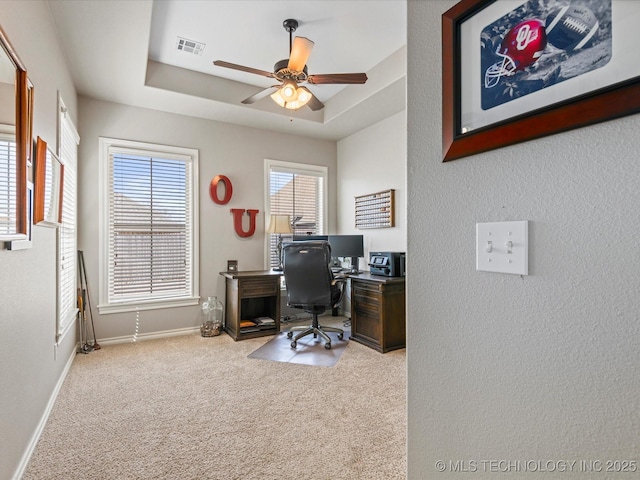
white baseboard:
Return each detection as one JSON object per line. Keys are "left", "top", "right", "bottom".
{"left": 97, "top": 326, "right": 200, "bottom": 346}
{"left": 12, "top": 346, "right": 76, "bottom": 480}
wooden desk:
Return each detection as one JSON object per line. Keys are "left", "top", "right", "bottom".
{"left": 348, "top": 272, "right": 405, "bottom": 353}
{"left": 219, "top": 270, "right": 282, "bottom": 341}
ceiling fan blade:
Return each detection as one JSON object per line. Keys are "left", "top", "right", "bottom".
{"left": 213, "top": 60, "right": 275, "bottom": 79}
{"left": 241, "top": 85, "right": 281, "bottom": 104}
{"left": 288, "top": 36, "right": 314, "bottom": 72}
{"left": 298, "top": 86, "right": 324, "bottom": 111}
{"left": 307, "top": 73, "right": 368, "bottom": 85}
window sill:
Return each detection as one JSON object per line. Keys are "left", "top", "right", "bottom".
{"left": 97, "top": 296, "right": 200, "bottom": 315}
{"left": 56, "top": 308, "right": 79, "bottom": 345}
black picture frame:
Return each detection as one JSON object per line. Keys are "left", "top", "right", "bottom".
{"left": 442, "top": 0, "right": 640, "bottom": 162}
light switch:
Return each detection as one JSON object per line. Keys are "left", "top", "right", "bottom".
{"left": 476, "top": 221, "right": 528, "bottom": 275}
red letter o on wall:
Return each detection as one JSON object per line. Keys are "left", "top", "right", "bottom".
{"left": 210, "top": 175, "right": 233, "bottom": 205}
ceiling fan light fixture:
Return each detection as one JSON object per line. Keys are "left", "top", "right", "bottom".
{"left": 296, "top": 88, "right": 312, "bottom": 104}
{"left": 286, "top": 96, "right": 312, "bottom": 110}
{"left": 281, "top": 81, "right": 298, "bottom": 100}
{"left": 270, "top": 90, "right": 286, "bottom": 108}
{"left": 270, "top": 81, "right": 311, "bottom": 110}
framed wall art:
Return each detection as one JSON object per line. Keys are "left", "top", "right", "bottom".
{"left": 33, "top": 136, "right": 63, "bottom": 226}
{"left": 355, "top": 189, "right": 395, "bottom": 229}
{"left": 0, "top": 25, "right": 31, "bottom": 241}
{"left": 442, "top": 0, "right": 640, "bottom": 161}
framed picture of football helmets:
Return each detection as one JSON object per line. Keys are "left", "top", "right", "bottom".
{"left": 442, "top": 0, "right": 640, "bottom": 161}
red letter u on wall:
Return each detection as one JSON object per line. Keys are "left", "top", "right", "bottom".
{"left": 230, "top": 209, "right": 259, "bottom": 238}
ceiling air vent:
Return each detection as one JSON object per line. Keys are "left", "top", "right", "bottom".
{"left": 176, "top": 37, "right": 205, "bottom": 55}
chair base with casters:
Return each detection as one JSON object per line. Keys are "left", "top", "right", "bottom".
{"left": 286, "top": 307, "right": 344, "bottom": 350}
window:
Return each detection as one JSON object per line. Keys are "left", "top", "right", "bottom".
{"left": 0, "top": 125, "right": 17, "bottom": 236}
{"left": 57, "top": 102, "right": 79, "bottom": 341}
{"left": 264, "top": 159, "right": 327, "bottom": 269}
{"left": 98, "top": 138, "right": 199, "bottom": 313}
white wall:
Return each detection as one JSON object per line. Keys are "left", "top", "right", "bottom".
{"left": 78, "top": 97, "right": 337, "bottom": 341}
{"left": 0, "top": 83, "right": 14, "bottom": 124}
{"left": 0, "top": 2, "right": 78, "bottom": 479}
{"left": 337, "top": 111, "right": 407, "bottom": 270}
{"left": 407, "top": 1, "right": 640, "bottom": 479}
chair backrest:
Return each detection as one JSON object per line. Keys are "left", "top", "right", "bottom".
{"left": 283, "top": 241, "right": 333, "bottom": 309}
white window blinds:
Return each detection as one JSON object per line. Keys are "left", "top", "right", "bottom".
{"left": 99, "top": 138, "right": 199, "bottom": 313}
{"left": 0, "top": 128, "right": 17, "bottom": 236}
{"left": 265, "top": 160, "right": 327, "bottom": 269}
{"left": 57, "top": 106, "right": 79, "bottom": 340}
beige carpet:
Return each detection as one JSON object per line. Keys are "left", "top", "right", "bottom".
{"left": 23, "top": 328, "right": 406, "bottom": 480}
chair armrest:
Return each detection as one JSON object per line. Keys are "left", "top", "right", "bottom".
{"left": 330, "top": 277, "right": 347, "bottom": 307}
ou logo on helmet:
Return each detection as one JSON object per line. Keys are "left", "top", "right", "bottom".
{"left": 515, "top": 23, "right": 540, "bottom": 51}
{"left": 484, "top": 19, "right": 548, "bottom": 89}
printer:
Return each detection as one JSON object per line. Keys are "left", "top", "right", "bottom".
{"left": 368, "top": 251, "right": 405, "bottom": 277}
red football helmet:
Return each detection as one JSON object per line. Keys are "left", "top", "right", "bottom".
{"left": 485, "top": 19, "right": 548, "bottom": 88}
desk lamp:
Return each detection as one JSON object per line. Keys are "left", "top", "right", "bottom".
{"left": 267, "top": 214, "right": 292, "bottom": 271}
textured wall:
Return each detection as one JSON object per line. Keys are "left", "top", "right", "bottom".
{"left": 407, "top": 1, "right": 640, "bottom": 479}
{"left": 0, "top": 2, "right": 79, "bottom": 479}
{"left": 337, "top": 111, "right": 407, "bottom": 260}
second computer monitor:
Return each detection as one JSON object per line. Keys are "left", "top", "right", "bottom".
{"left": 328, "top": 234, "right": 364, "bottom": 273}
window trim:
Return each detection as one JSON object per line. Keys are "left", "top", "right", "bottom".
{"left": 56, "top": 98, "right": 79, "bottom": 343}
{"left": 263, "top": 159, "right": 328, "bottom": 270}
{"left": 98, "top": 137, "right": 199, "bottom": 314}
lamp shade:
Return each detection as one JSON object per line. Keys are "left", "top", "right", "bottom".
{"left": 266, "top": 214, "right": 292, "bottom": 234}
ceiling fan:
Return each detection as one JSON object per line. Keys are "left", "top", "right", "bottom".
{"left": 213, "top": 19, "right": 368, "bottom": 111}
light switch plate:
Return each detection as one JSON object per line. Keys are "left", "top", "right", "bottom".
{"left": 476, "top": 221, "right": 528, "bottom": 275}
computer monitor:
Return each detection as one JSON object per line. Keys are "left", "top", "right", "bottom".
{"left": 292, "top": 235, "right": 329, "bottom": 242}
{"left": 328, "top": 235, "right": 364, "bottom": 273}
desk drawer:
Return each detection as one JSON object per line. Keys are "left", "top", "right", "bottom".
{"left": 240, "top": 278, "right": 278, "bottom": 297}
{"left": 353, "top": 309, "right": 381, "bottom": 343}
{"left": 353, "top": 291, "right": 380, "bottom": 316}
{"left": 352, "top": 280, "right": 381, "bottom": 294}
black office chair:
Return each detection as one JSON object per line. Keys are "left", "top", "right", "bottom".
{"left": 282, "top": 241, "right": 345, "bottom": 350}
